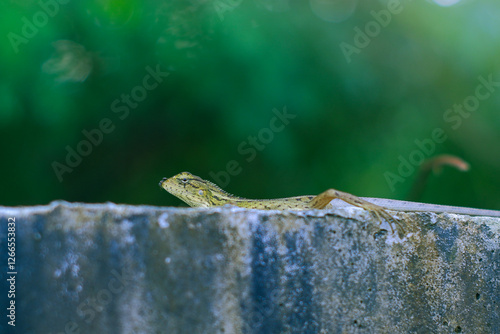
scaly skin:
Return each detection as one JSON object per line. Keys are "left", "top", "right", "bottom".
{"left": 159, "top": 172, "right": 404, "bottom": 234}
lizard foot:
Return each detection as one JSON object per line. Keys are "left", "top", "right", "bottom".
{"left": 369, "top": 207, "right": 406, "bottom": 236}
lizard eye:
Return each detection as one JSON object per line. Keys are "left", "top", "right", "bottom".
{"left": 181, "top": 178, "right": 188, "bottom": 183}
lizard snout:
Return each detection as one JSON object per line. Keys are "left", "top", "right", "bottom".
{"left": 159, "top": 177, "right": 168, "bottom": 187}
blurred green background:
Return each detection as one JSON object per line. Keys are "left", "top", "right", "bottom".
{"left": 1, "top": 0, "right": 499, "bottom": 209}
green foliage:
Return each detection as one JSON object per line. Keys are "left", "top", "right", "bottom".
{"left": 1, "top": 0, "right": 499, "bottom": 210}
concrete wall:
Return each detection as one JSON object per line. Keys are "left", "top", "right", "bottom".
{"left": 1, "top": 201, "right": 499, "bottom": 333}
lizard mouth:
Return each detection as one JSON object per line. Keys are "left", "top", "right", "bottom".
{"left": 159, "top": 177, "right": 168, "bottom": 188}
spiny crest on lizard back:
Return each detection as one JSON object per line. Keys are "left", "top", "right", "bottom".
{"left": 198, "top": 178, "right": 242, "bottom": 199}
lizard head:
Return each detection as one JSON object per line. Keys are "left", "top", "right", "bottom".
{"left": 159, "top": 172, "right": 226, "bottom": 207}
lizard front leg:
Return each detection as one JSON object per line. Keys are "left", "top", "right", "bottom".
{"left": 310, "top": 189, "right": 405, "bottom": 235}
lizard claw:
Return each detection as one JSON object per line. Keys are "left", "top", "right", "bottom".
{"left": 370, "top": 208, "right": 406, "bottom": 236}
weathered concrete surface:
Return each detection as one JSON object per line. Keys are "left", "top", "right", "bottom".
{"left": 1, "top": 201, "right": 499, "bottom": 334}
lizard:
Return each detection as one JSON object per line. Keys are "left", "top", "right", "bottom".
{"left": 159, "top": 172, "right": 407, "bottom": 233}
{"left": 159, "top": 172, "right": 500, "bottom": 235}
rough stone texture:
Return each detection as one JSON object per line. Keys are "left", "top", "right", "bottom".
{"left": 1, "top": 201, "right": 499, "bottom": 334}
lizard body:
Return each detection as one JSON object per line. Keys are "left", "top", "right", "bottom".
{"left": 159, "top": 172, "right": 404, "bottom": 233}
{"left": 160, "top": 172, "right": 500, "bottom": 234}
